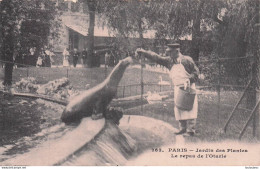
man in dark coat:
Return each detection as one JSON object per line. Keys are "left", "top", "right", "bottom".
{"left": 72, "top": 48, "right": 80, "bottom": 68}
{"left": 81, "top": 48, "right": 88, "bottom": 66}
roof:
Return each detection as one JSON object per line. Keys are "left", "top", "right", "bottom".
{"left": 62, "top": 13, "right": 190, "bottom": 40}
{"left": 63, "top": 19, "right": 156, "bottom": 39}
{"left": 65, "top": 23, "right": 88, "bottom": 36}
{"left": 64, "top": 20, "right": 116, "bottom": 37}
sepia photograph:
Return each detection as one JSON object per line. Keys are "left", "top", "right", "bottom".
{"left": 0, "top": 0, "right": 259, "bottom": 167}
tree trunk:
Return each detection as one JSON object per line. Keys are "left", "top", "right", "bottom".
{"left": 1, "top": 0, "right": 15, "bottom": 86}
{"left": 191, "top": 0, "right": 205, "bottom": 62}
{"left": 3, "top": 62, "right": 14, "bottom": 86}
{"left": 2, "top": 32, "right": 14, "bottom": 86}
{"left": 86, "top": 0, "right": 96, "bottom": 68}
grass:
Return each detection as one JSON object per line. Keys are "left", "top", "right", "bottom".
{"left": 123, "top": 91, "right": 258, "bottom": 143}
{"left": 0, "top": 66, "right": 169, "bottom": 146}
{"left": 11, "top": 66, "right": 171, "bottom": 98}
{"left": 1, "top": 66, "right": 258, "bottom": 144}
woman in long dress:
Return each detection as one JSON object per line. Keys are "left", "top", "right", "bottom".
{"left": 135, "top": 43, "right": 199, "bottom": 136}
{"left": 63, "top": 48, "right": 70, "bottom": 67}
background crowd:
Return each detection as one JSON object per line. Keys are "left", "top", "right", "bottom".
{"left": 14, "top": 46, "right": 123, "bottom": 68}
{"left": 15, "top": 46, "right": 55, "bottom": 68}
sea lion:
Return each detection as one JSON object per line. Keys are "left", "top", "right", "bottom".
{"left": 61, "top": 57, "right": 133, "bottom": 124}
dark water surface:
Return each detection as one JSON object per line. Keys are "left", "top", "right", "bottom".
{"left": 0, "top": 93, "right": 73, "bottom": 162}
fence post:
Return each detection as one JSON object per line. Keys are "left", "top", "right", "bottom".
{"left": 105, "top": 64, "right": 107, "bottom": 78}
{"left": 141, "top": 55, "right": 144, "bottom": 113}
{"left": 217, "top": 57, "right": 221, "bottom": 128}
{"left": 254, "top": 0, "right": 260, "bottom": 140}
{"left": 26, "top": 67, "right": 29, "bottom": 78}
{"left": 123, "top": 85, "right": 125, "bottom": 98}
{"left": 256, "top": 88, "right": 260, "bottom": 140}
{"left": 252, "top": 61, "right": 258, "bottom": 137}
{"left": 66, "top": 68, "right": 68, "bottom": 78}
{"left": 1, "top": 104, "right": 5, "bottom": 130}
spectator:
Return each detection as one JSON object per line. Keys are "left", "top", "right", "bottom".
{"left": 36, "top": 56, "right": 43, "bottom": 67}
{"left": 40, "top": 48, "right": 46, "bottom": 67}
{"left": 108, "top": 51, "right": 115, "bottom": 67}
{"left": 45, "top": 47, "right": 55, "bottom": 67}
{"left": 63, "top": 47, "right": 70, "bottom": 67}
{"left": 27, "top": 47, "right": 36, "bottom": 66}
{"left": 72, "top": 48, "right": 80, "bottom": 68}
{"left": 105, "top": 51, "right": 110, "bottom": 67}
{"left": 113, "top": 50, "right": 120, "bottom": 65}
{"left": 81, "top": 48, "right": 88, "bottom": 66}
{"left": 44, "top": 52, "right": 51, "bottom": 67}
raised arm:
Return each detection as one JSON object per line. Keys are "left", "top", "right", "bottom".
{"left": 135, "top": 48, "right": 172, "bottom": 69}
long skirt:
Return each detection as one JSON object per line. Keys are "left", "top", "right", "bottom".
{"left": 63, "top": 58, "right": 69, "bottom": 67}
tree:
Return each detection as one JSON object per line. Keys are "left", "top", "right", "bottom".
{"left": 99, "top": 0, "right": 163, "bottom": 51}
{"left": 212, "top": 0, "right": 259, "bottom": 107}
{"left": 0, "top": 0, "right": 58, "bottom": 86}
{"left": 212, "top": 0, "right": 258, "bottom": 81}
{"left": 190, "top": 0, "right": 205, "bottom": 61}
{"left": 150, "top": 0, "right": 226, "bottom": 60}
{"left": 82, "top": 0, "right": 257, "bottom": 66}
{"left": 78, "top": 0, "right": 104, "bottom": 67}
{"left": 0, "top": 0, "right": 21, "bottom": 86}
{"left": 85, "top": 0, "right": 96, "bottom": 67}
{"left": 20, "top": 2, "right": 59, "bottom": 51}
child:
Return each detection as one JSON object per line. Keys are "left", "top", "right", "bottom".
{"left": 36, "top": 56, "right": 43, "bottom": 67}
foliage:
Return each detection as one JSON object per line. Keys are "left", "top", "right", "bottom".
{"left": 211, "top": 0, "right": 259, "bottom": 84}
{"left": 1, "top": 0, "right": 59, "bottom": 53}
{"left": 98, "top": 0, "right": 226, "bottom": 56}
{"left": 20, "top": 0, "right": 60, "bottom": 51}
{"left": 96, "top": 0, "right": 258, "bottom": 85}
{"left": 145, "top": 0, "right": 257, "bottom": 84}
{"left": 98, "top": 0, "right": 162, "bottom": 50}
{"left": 0, "top": 0, "right": 60, "bottom": 85}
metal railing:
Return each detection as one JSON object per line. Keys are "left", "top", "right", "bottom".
{"left": 1, "top": 55, "right": 259, "bottom": 140}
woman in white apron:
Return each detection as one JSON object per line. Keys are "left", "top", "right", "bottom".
{"left": 135, "top": 43, "right": 199, "bottom": 136}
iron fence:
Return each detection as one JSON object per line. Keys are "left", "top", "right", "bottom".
{"left": 0, "top": 55, "right": 259, "bottom": 140}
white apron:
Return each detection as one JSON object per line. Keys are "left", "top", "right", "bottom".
{"left": 169, "top": 63, "right": 198, "bottom": 121}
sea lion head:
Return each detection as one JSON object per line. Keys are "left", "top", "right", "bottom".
{"left": 121, "top": 57, "right": 133, "bottom": 65}
{"left": 106, "top": 57, "right": 133, "bottom": 87}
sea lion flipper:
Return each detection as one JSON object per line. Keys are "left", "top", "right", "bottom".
{"left": 91, "top": 98, "right": 104, "bottom": 120}
{"left": 91, "top": 113, "right": 103, "bottom": 120}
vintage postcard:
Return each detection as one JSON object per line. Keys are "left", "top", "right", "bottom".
{"left": 0, "top": 0, "right": 259, "bottom": 167}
